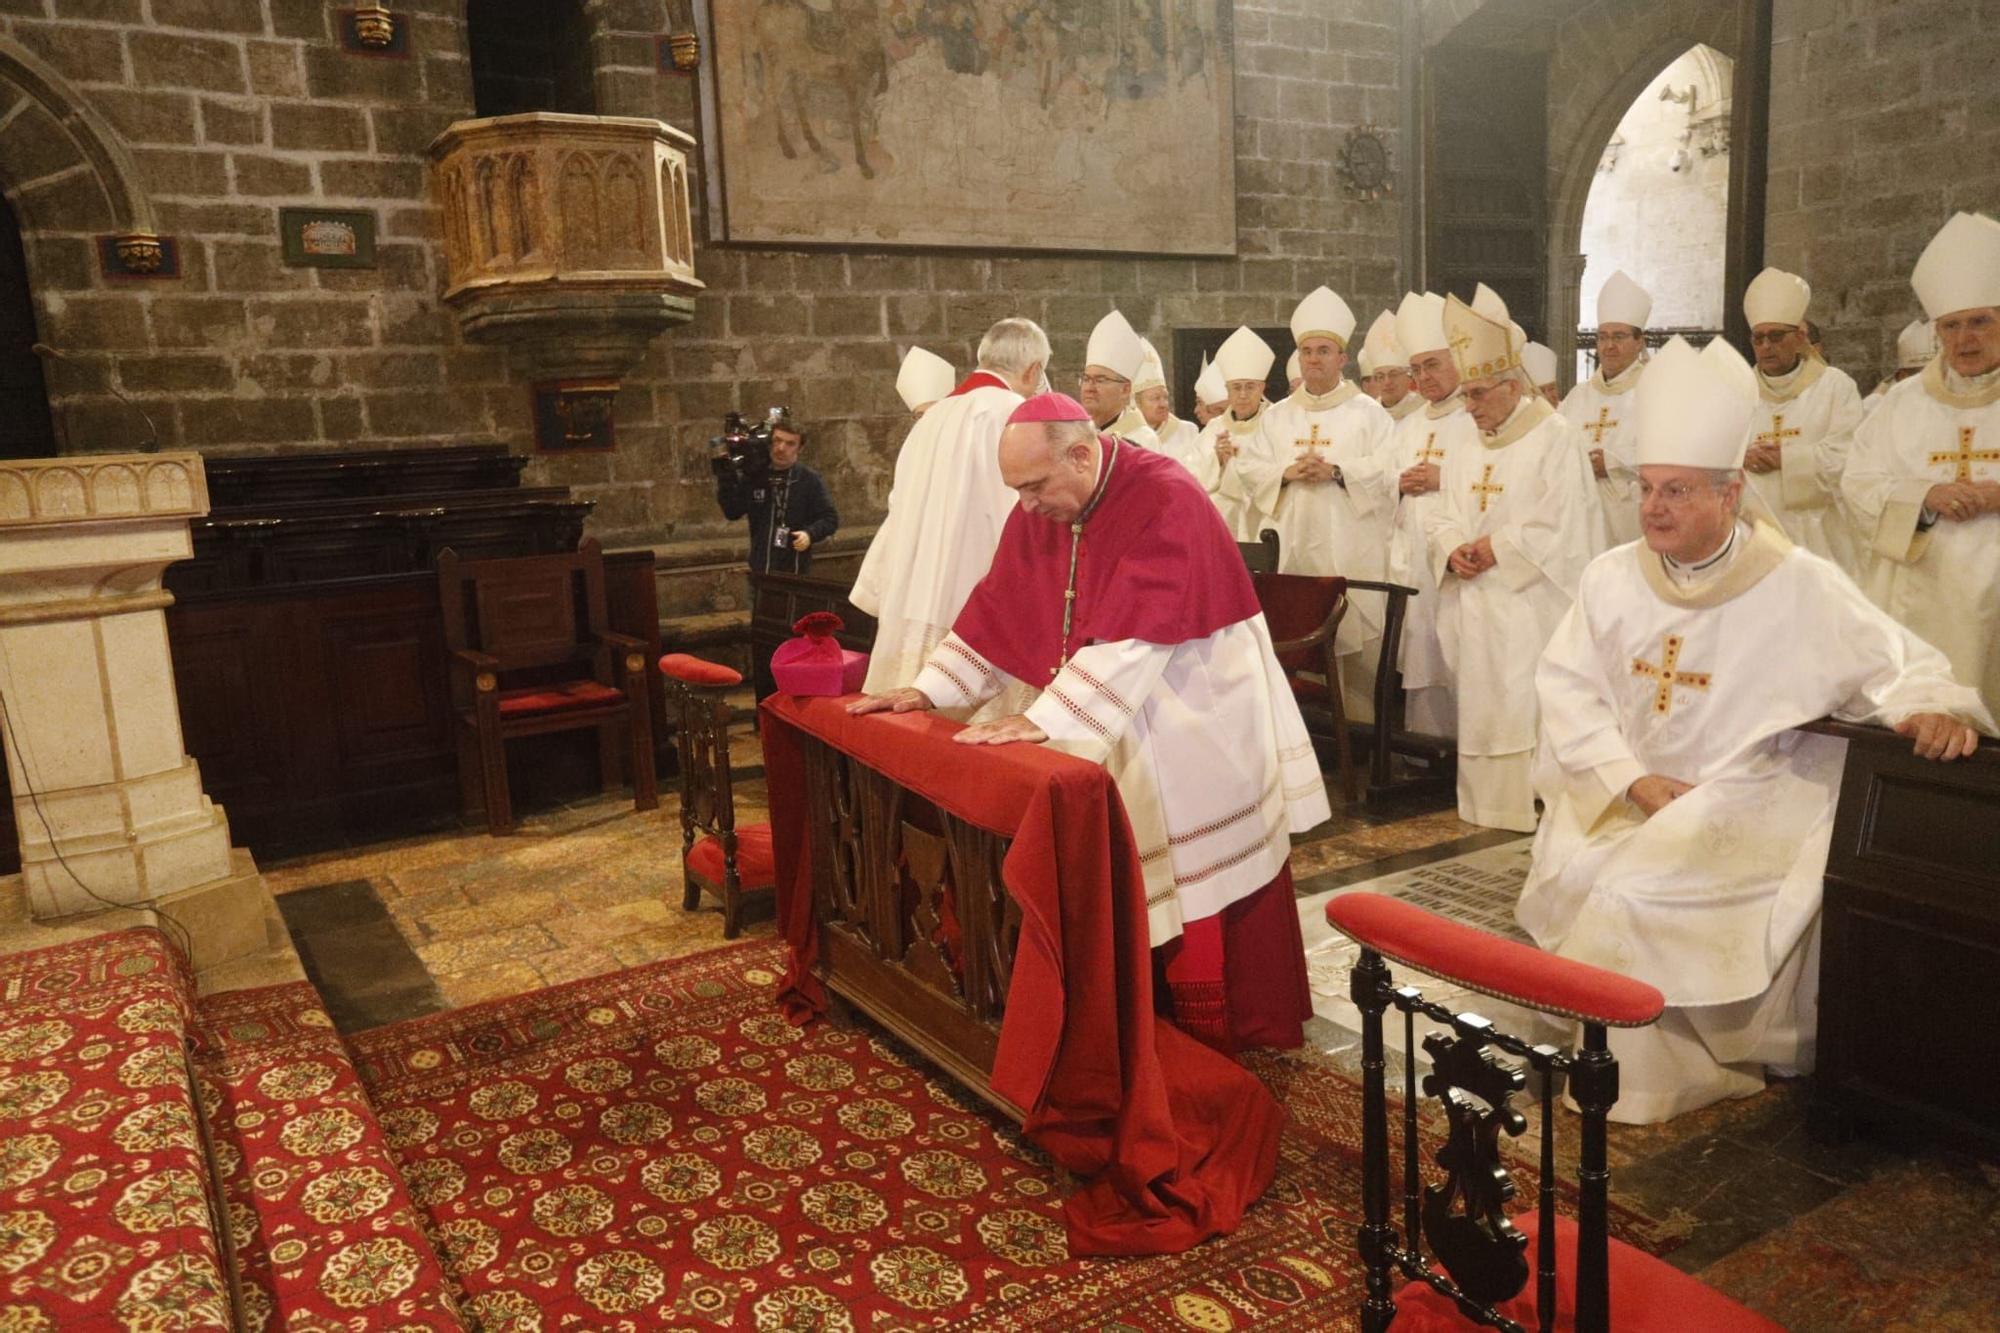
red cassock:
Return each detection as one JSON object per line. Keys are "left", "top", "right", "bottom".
{"left": 953, "top": 437, "right": 1314, "bottom": 1054}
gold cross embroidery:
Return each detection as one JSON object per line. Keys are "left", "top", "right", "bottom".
{"left": 1470, "top": 464, "right": 1505, "bottom": 513}
{"left": 1755, "top": 413, "right": 1801, "bottom": 452}
{"left": 1584, "top": 406, "right": 1617, "bottom": 446}
{"left": 1295, "top": 423, "right": 1328, "bottom": 457}
{"left": 1447, "top": 325, "right": 1474, "bottom": 365}
{"left": 1414, "top": 432, "right": 1445, "bottom": 465}
{"left": 1928, "top": 426, "right": 1999, "bottom": 482}
{"left": 1631, "top": 634, "right": 1712, "bottom": 715}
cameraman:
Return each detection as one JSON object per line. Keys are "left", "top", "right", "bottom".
{"left": 712, "top": 409, "right": 839, "bottom": 575}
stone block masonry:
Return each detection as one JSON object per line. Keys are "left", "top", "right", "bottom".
{"left": 4, "top": 0, "right": 1405, "bottom": 555}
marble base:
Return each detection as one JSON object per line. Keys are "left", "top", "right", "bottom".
{"left": 2, "top": 846, "right": 300, "bottom": 985}
{"left": 16, "top": 764, "right": 234, "bottom": 918}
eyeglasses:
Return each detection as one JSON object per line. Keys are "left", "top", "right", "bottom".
{"left": 1748, "top": 329, "right": 1799, "bottom": 346}
{"left": 1638, "top": 481, "right": 1712, "bottom": 506}
{"left": 1077, "top": 373, "right": 1129, "bottom": 389}
{"left": 1598, "top": 330, "right": 1643, "bottom": 344}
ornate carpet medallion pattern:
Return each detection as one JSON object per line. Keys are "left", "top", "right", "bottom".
{"left": 350, "top": 941, "right": 1675, "bottom": 1331}
{"left": 0, "top": 929, "right": 232, "bottom": 1332}
{"left": 192, "top": 982, "right": 467, "bottom": 1330}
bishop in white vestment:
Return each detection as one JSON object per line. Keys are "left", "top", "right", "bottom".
{"left": 894, "top": 345, "right": 955, "bottom": 419}
{"left": 1238, "top": 286, "right": 1396, "bottom": 721}
{"left": 1523, "top": 335, "right": 1991, "bottom": 1123}
{"left": 1863, "top": 318, "right": 1936, "bottom": 415}
{"left": 1134, "top": 338, "right": 1198, "bottom": 461}
{"left": 1359, "top": 310, "right": 1423, "bottom": 422}
{"left": 1185, "top": 326, "right": 1275, "bottom": 539}
{"left": 850, "top": 319, "right": 1045, "bottom": 712}
{"left": 1078, "top": 309, "right": 1160, "bottom": 449}
{"left": 1739, "top": 267, "right": 1865, "bottom": 574}
{"left": 1386, "top": 291, "right": 1474, "bottom": 739}
{"left": 1842, "top": 212, "right": 2000, "bottom": 714}
{"left": 1561, "top": 270, "right": 1653, "bottom": 546}
{"left": 1424, "top": 293, "right": 1599, "bottom": 831}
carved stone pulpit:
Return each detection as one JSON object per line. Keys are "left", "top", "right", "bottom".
{"left": 0, "top": 453, "right": 277, "bottom": 970}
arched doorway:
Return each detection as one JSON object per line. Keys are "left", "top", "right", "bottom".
{"left": 1574, "top": 44, "right": 1733, "bottom": 375}
{"left": 0, "top": 195, "right": 55, "bottom": 458}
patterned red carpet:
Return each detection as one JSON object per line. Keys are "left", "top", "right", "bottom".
{"left": 194, "top": 982, "right": 466, "bottom": 1330}
{"left": 0, "top": 930, "right": 233, "bottom": 1332}
{"left": 349, "top": 939, "right": 1676, "bottom": 1331}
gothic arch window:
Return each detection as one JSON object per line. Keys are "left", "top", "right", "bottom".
{"left": 467, "top": 0, "right": 597, "bottom": 118}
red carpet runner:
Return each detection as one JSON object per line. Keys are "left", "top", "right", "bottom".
{"left": 348, "top": 940, "right": 1679, "bottom": 1330}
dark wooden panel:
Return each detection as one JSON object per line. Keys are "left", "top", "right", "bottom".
{"left": 1425, "top": 44, "right": 1548, "bottom": 336}
{"left": 747, "top": 571, "right": 877, "bottom": 700}
{"left": 203, "top": 444, "right": 526, "bottom": 508}
{"left": 1810, "top": 718, "right": 2000, "bottom": 1157}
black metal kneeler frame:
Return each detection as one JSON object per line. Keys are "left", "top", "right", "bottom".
{"left": 1352, "top": 946, "right": 1620, "bottom": 1333}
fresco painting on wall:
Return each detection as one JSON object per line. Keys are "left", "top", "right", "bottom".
{"left": 697, "top": 0, "right": 1237, "bottom": 255}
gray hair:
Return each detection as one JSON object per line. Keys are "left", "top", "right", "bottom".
{"left": 1042, "top": 418, "right": 1097, "bottom": 457}
{"left": 978, "top": 318, "right": 1051, "bottom": 376}
{"left": 1709, "top": 467, "right": 1744, "bottom": 515}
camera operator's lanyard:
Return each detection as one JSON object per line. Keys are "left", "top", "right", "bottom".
{"left": 770, "top": 470, "right": 804, "bottom": 573}
{"left": 1054, "top": 440, "right": 1118, "bottom": 676}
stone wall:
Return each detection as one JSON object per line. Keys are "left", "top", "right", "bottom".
{"left": 1764, "top": 0, "right": 2000, "bottom": 387}
{"left": 0, "top": 0, "right": 1407, "bottom": 558}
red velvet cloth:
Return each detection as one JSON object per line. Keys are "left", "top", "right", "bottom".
{"left": 495, "top": 678, "right": 624, "bottom": 716}
{"left": 686, "top": 822, "right": 776, "bottom": 888}
{"left": 1325, "top": 893, "right": 1665, "bottom": 1028}
{"left": 1392, "top": 1213, "right": 1784, "bottom": 1331}
{"left": 763, "top": 693, "right": 1284, "bottom": 1256}
{"left": 953, "top": 438, "right": 1262, "bottom": 683}
{"left": 659, "top": 652, "right": 744, "bottom": 687}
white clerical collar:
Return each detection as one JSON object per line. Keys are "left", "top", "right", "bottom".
{"left": 1945, "top": 361, "right": 2000, "bottom": 394}
{"left": 1661, "top": 521, "right": 1747, "bottom": 588}
{"left": 1425, "top": 389, "right": 1465, "bottom": 420}
{"left": 1294, "top": 381, "right": 1357, "bottom": 411}
{"left": 1596, "top": 357, "right": 1645, "bottom": 394}
{"left": 1759, "top": 359, "right": 1806, "bottom": 392}
{"left": 1487, "top": 396, "right": 1530, "bottom": 438}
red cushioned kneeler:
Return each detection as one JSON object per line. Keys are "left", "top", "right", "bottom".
{"left": 659, "top": 653, "right": 745, "bottom": 688}
{"left": 686, "top": 822, "right": 775, "bottom": 889}
{"left": 496, "top": 679, "right": 626, "bottom": 717}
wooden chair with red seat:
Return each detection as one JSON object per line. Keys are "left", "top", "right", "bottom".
{"left": 437, "top": 537, "right": 657, "bottom": 835}
{"left": 1324, "top": 892, "right": 1785, "bottom": 1333}
{"left": 1252, "top": 570, "right": 1359, "bottom": 803}
{"left": 659, "top": 653, "right": 774, "bottom": 939}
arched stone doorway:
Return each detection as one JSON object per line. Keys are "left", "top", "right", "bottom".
{"left": 0, "top": 35, "right": 161, "bottom": 458}
{"left": 1420, "top": 0, "right": 1742, "bottom": 384}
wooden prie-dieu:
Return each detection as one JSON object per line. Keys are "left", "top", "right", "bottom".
{"left": 795, "top": 732, "right": 1024, "bottom": 1119}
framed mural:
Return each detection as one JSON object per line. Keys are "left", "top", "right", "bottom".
{"left": 694, "top": 1, "right": 1236, "bottom": 256}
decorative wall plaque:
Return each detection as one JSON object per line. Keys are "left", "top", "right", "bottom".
{"left": 1337, "top": 124, "right": 1395, "bottom": 202}
{"left": 97, "top": 233, "right": 181, "bottom": 280}
{"left": 278, "top": 208, "right": 378, "bottom": 268}
{"left": 533, "top": 380, "right": 620, "bottom": 453}
{"left": 339, "top": 6, "right": 410, "bottom": 58}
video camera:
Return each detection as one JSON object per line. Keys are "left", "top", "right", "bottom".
{"left": 708, "top": 409, "right": 769, "bottom": 479}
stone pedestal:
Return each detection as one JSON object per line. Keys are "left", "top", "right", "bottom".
{"left": 0, "top": 453, "right": 275, "bottom": 974}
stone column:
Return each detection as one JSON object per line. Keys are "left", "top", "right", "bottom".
{"left": 0, "top": 453, "right": 271, "bottom": 968}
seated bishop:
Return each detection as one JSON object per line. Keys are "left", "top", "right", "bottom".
{"left": 850, "top": 318, "right": 1048, "bottom": 714}
{"left": 851, "top": 392, "right": 1330, "bottom": 1053}
{"left": 1521, "top": 334, "right": 1992, "bottom": 1124}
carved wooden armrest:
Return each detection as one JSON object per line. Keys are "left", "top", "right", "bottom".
{"left": 1270, "top": 592, "right": 1348, "bottom": 658}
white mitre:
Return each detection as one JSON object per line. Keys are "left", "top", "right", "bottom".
{"left": 1395, "top": 291, "right": 1447, "bottom": 356}
{"left": 1194, "top": 353, "right": 1227, "bottom": 406}
{"left": 1911, "top": 210, "right": 2000, "bottom": 320}
{"left": 1285, "top": 349, "right": 1301, "bottom": 382}
{"left": 1291, "top": 285, "right": 1357, "bottom": 349}
{"left": 1596, "top": 269, "right": 1654, "bottom": 329}
{"left": 895, "top": 345, "right": 955, "bottom": 412}
{"left": 1896, "top": 317, "right": 1940, "bottom": 370}
{"left": 1133, "top": 339, "right": 1166, "bottom": 395}
{"left": 1215, "top": 325, "right": 1276, "bottom": 382}
{"left": 1635, "top": 336, "right": 1756, "bottom": 470}
{"left": 1086, "top": 309, "right": 1146, "bottom": 380}
{"left": 1357, "top": 311, "right": 1405, "bottom": 376}
{"left": 1443, "top": 292, "right": 1521, "bottom": 383}
{"left": 1744, "top": 267, "right": 1811, "bottom": 327}
{"left": 1522, "top": 341, "right": 1557, "bottom": 387}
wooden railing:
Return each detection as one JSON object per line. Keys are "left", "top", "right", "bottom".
{"left": 798, "top": 734, "right": 1023, "bottom": 1118}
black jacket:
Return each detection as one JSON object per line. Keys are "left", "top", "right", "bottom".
{"left": 717, "top": 462, "right": 839, "bottom": 575}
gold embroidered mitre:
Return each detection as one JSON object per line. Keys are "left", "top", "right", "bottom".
{"left": 1443, "top": 293, "right": 1520, "bottom": 383}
